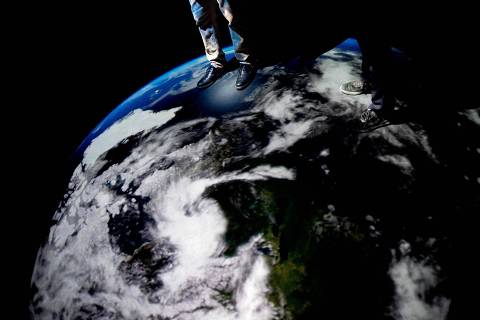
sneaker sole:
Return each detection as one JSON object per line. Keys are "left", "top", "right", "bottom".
{"left": 339, "top": 85, "right": 367, "bottom": 96}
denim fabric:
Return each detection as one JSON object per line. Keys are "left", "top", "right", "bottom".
{"left": 189, "top": 0, "right": 251, "bottom": 67}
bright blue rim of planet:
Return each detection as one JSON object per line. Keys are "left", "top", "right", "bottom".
{"left": 76, "top": 38, "right": 360, "bottom": 159}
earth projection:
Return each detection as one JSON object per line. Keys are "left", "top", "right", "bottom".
{"left": 30, "top": 39, "right": 479, "bottom": 319}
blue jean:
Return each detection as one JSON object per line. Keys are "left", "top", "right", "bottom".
{"left": 188, "top": 0, "right": 252, "bottom": 68}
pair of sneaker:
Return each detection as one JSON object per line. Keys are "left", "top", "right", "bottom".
{"left": 197, "top": 62, "right": 256, "bottom": 90}
{"left": 340, "top": 80, "right": 391, "bottom": 131}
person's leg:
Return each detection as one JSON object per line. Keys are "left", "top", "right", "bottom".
{"left": 189, "top": 0, "right": 227, "bottom": 88}
{"left": 216, "top": 0, "right": 256, "bottom": 89}
{"left": 189, "top": 0, "right": 227, "bottom": 68}
{"left": 216, "top": 0, "right": 252, "bottom": 63}
{"left": 352, "top": 31, "right": 397, "bottom": 128}
{"left": 356, "top": 31, "right": 392, "bottom": 111}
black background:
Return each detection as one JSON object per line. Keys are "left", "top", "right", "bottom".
{"left": 8, "top": 1, "right": 477, "bottom": 318}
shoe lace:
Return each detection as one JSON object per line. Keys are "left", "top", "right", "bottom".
{"left": 360, "top": 109, "right": 376, "bottom": 123}
{"left": 207, "top": 64, "right": 217, "bottom": 74}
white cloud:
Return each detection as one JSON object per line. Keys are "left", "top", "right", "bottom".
{"left": 389, "top": 242, "right": 450, "bottom": 320}
{"left": 236, "top": 247, "right": 274, "bottom": 320}
{"left": 83, "top": 107, "right": 182, "bottom": 167}
{"left": 262, "top": 91, "right": 301, "bottom": 121}
{"left": 377, "top": 154, "right": 413, "bottom": 174}
{"left": 34, "top": 111, "right": 296, "bottom": 319}
{"left": 264, "top": 120, "right": 314, "bottom": 154}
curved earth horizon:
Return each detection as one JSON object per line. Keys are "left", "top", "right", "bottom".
{"left": 31, "top": 39, "right": 479, "bottom": 320}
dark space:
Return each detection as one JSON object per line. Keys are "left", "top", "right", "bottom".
{"left": 8, "top": 1, "right": 477, "bottom": 318}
